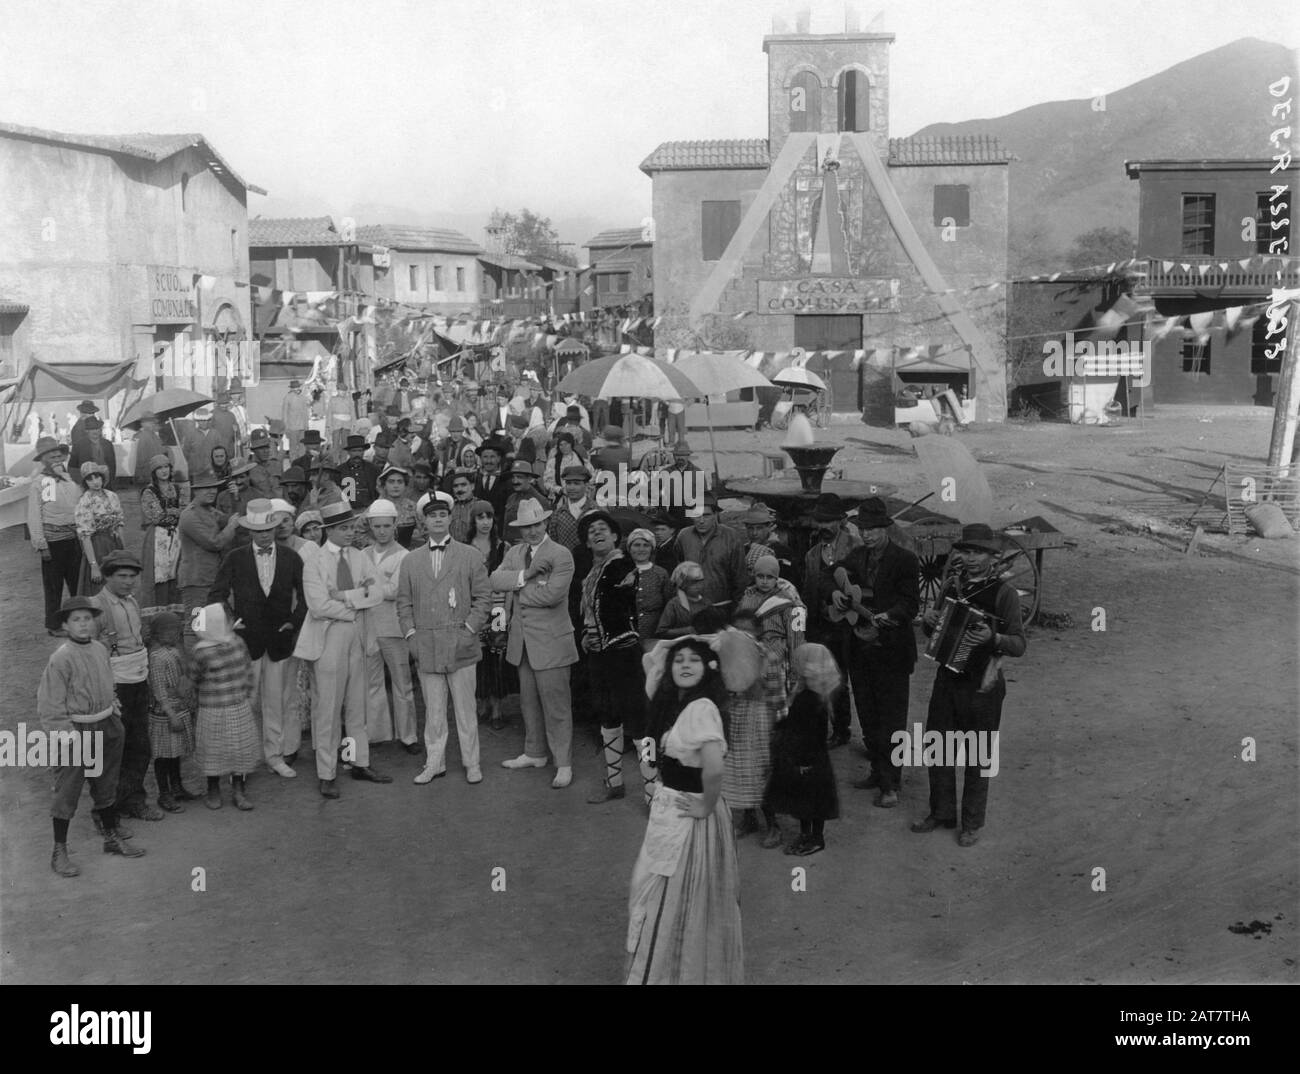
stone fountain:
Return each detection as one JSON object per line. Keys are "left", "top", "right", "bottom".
{"left": 781, "top": 410, "right": 840, "bottom": 494}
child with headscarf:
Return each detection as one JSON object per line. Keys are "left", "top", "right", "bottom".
{"left": 191, "top": 603, "right": 260, "bottom": 811}
{"left": 763, "top": 642, "right": 841, "bottom": 855}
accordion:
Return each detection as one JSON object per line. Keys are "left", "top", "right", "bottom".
{"left": 924, "top": 597, "right": 991, "bottom": 673}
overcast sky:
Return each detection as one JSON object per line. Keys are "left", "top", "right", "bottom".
{"left": 3, "top": 0, "right": 1295, "bottom": 242}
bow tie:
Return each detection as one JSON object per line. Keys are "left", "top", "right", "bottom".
{"left": 429, "top": 540, "right": 450, "bottom": 550}
{"left": 255, "top": 547, "right": 273, "bottom": 556}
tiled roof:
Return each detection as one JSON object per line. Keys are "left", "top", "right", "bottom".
{"left": 585, "top": 228, "right": 651, "bottom": 249}
{"left": 250, "top": 216, "right": 348, "bottom": 247}
{"left": 0, "top": 121, "right": 266, "bottom": 193}
{"left": 477, "top": 251, "right": 542, "bottom": 271}
{"left": 640, "top": 139, "right": 770, "bottom": 174}
{"left": 356, "top": 224, "right": 481, "bottom": 254}
{"left": 887, "top": 135, "right": 1013, "bottom": 166}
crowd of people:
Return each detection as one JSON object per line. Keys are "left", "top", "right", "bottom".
{"left": 27, "top": 371, "right": 1026, "bottom": 984}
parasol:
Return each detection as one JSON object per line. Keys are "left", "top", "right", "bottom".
{"left": 669, "top": 353, "right": 774, "bottom": 490}
{"left": 772, "top": 367, "right": 827, "bottom": 391}
{"left": 555, "top": 352, "right": 700, "bottom": 402}
{"left": 120, "top": 389, "right": 212, "bottom": 430}
{"left": 554, "top": 337, "right": 589, "bottom": 357}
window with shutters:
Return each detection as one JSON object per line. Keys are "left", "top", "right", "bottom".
{"left": 456, "top": 266, "right": 466, "bottom": 291}
{"left": 1257, "top": 190, "right": 1291, "bottom": 255}
{"left": 933, "top": 185, "right": 970, "bottom": 227}
{"left": 1180, "top": 194, "right": 1215, "bottom": 255}
{"left": 1181, "top": 338, "right": 1211, "bottom": 374}
{"left": 837, "top": 68, "right": 870, "bottom": 132}
{"left": 701, "top": 200, "right": 741, "bottom": 261}
{"left": 789, "top": 71, "right": 822, "bottom": 133}
{"left": 408, "top": 264, "right": 420, "bottom": 292}
{"left": 597, "top": 272, "right": 630, "bottom": 295}
{"left": 1250, "top": 314, "right": 1283, "bottom": 374}
{"left": 433, "top": 265, "right": 444, "bottom": 291}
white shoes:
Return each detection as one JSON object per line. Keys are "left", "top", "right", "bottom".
{"left": 413, "top": 766, "right": 447, "bottom": 785}
{"left": 270, "top": 760, "right": 296, "bottom": 778}
{"left": 551, "top": 766, "right": 572, "bottom": 789}
{"left": 501, "top": 754, "right": 548, "bottom": 770}
{"left": 466, "top": 766, "right": 483, "bottom": 784}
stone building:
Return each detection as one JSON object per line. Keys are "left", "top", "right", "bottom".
{"left": 0, "top": 121, "right": 262, "bottom": 406}
{"left": 643, "top": 22, "right": 1013, "bottom": 421}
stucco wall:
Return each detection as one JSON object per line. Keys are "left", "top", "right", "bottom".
{"left": 380, "top": 250, "right": 480, "bottom": 313}
{"left": 1135, "top": 167, "right": 1293, "bottom": 258}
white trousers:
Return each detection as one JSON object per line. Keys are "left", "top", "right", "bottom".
{"left": 418, "top": 665, "right": 479, "bottom": 772}
{"left": 366, "top": 636, "right": 417, "bottom": 744}
{"left": 250, "top": 653, "right": 298, "bottom": 764}
{"left": 312, "top": 622, "right": 371, "bottom": 780}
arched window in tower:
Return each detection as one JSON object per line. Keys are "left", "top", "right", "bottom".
{"left": 788, "top": 71, "right": 822, "bottom": 133}
{"left": 837, "top": 68, "right": 870, "bottom": 132}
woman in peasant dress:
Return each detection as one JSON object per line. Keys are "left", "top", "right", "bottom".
{"left": 625, "top": 528, "right": 673, "bottom": 652}
{"left": 74, "top": 461, "right": 125, "bottom": 597}
{"left": 137, "top": 454, "right": 184, "bottom": 622}
{"left": 146, "top": 612, "right": 197, "bottom": 812}
{"left": 191, "top": 603, "right": 260, "bottom": 812}
{"left": 626, "top": 636, "right": 743, "bottom": 985}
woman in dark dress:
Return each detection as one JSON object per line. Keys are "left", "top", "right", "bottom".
{"left": 764, "top": 642, "right": 841, "bottom": 856}
{"left": 464, "top": 499, "right": 515, "bottom": 729}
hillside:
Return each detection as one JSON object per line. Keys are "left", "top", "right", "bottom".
{"left": 913, "top": 38, "right": 1298, "bottom": 270}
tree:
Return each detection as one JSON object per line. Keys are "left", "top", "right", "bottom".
{"left": 488, "top": 208, "right": 576, "bottom": 266}
{"left": 1066, "top": 226, "right": 1137, "bottom": 270}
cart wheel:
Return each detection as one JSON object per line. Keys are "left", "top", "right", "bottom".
{"left": 996, "top": 535, "right": 1041, "bottom": 626}
{"left": 917, "top": 550, "right": 949, "bottom": 616}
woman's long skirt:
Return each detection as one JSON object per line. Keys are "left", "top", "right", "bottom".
{"left": 625, "top": 789, "right": 743, "bottom": 985}
{"left": 195, "top": 702, "right": 261, "bottom": 776}
{"left": 722, "top": 692, "right": 780, "bottom": 809}
{"left": 77, "top": 529, "right": 123, "bottom": 597}
{"left": 139, "top": 524, "right": 183, "bottom": 621}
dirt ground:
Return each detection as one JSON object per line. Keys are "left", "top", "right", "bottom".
{"left": 2, "top": 408, "right": 1297, "bottom": 984}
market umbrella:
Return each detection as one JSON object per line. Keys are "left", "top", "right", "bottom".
{"left": 911, "top": 435, "right": 993, "bottom": 524}
{"left": 120, "top": 388, "right": 212, "bottom": 430}
{"left": 554, "top": 337, "right": 589, "bottom": 357}
{"left": 670, "top": 352, "right": 774, "bottom": 489}
{"left": 772, "top": 367, "right": 827, "bottom": 391}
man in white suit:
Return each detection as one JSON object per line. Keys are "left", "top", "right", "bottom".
{"left": 293, "top": 500, "right": 394, "bottom": 798}
{"left": 363, "top": 499, "right": 419, "bottom": 754}
{"left": 397, "top": 491, "right": 492, "bottom": 785}
{"left": 490, "top": 498, "right": 579, "bottom": 790}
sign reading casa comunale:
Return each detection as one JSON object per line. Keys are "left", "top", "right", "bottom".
{"left": 757, "top": 277, "right": 899, "bottom": 314}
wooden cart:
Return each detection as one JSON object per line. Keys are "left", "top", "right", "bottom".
{"left": 895, "top": 515, "right": 1064, "bottom": 626}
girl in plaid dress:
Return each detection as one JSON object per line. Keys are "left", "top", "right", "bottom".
{"left": 146, "top": 612, "right": 197, "bottom": 812}
{"left": 192, "top": 603, "right": 260, "bottom": 811}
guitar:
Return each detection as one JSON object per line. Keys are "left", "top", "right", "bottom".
{"left": 826, "top": 567, "right": 883, "bottom": 643}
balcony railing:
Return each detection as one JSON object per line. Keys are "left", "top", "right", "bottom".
{"left": 1137, "top": 255, "right": 1300, "bottom": 294}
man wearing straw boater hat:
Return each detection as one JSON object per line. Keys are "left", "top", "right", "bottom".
{"left": 490, "top": 497, "right": 577, "bottom": 790}
{"left": 911, "top": 523, "right": 1026, "bottom": 847}
{"left": 398, "top": 491, "right": 492, "bottom": 786}
{"left": 294, "top": 500, "right": 392, "bottom": 798}
{"left": 209, "top": 499, "right": 307, "bottom": 779}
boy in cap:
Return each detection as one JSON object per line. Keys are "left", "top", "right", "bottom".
{"left": 363, "top": 499, "right": 419, "bottom": 753}
{"left": 913, "top": 524, "right": 1026, "bottom": 846}
{"left": 91, "top": 550, "right": 161, "bottom": 821}
{"left": 39, "top": 596, "right": 144, "bottom": 876}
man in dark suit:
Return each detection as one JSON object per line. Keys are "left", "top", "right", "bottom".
{"left": 208, "top": 499, "right": 306, "bottom": 778}
{"left": 472, "top": 437, "right": 510, "bottom": 518}
{"left": 338, "top": 434, "right": 380, "bottom": 511}
{"left": 834, "top": 498, "right": 919, "bottom": 808}
{"left": 70, "top": 399, "right": 100, "bottom": 452}
{"left": 69, "top": 416, "right": 116, "bottom": 488}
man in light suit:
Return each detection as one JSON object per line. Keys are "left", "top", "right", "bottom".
{"left": 490, "top": 498, "right": 578, "bottom": 790}
{"left": 208, "top": 499, "right": 306, "bottom": 778}
{"left": 292, "top": 500, "right": 393, "bottom": 799}
{"left": 363, "top": 499, "right": 419, "bottom": 754}
{"left": 397, "top": 491, "right": 491, "bottom": 785}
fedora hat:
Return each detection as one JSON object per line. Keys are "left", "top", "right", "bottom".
{"left": 510, "top": 499, "right": 552, "bottom": 527}
{"left": 238, "top": 499, "right": 280, "bottom": 531}
{"left": 57, "top": 596, "right": 103, "bottom": 622}
{"left": 319, "top": 501, "right": 355, "bottom": 528}
{"left": 288, "top": 379, "right": 302, "bottom": 389}
{"left": 508, "top": 458, "right": 536, "bottom": 477}
{"left": 189, "top": 471, "right": 225, "bottom": 490}
{"left": 345, "top": 434, "right": 368, "bottom": 450}
{"left": 476, "top": 437, "right": 509, "bottom": 457}
{"left": 300, "top": 430, "right": 323, "bottom": 445}
{"left": 952, "top": 523, "right": 1002, "bottom": 553}
{"left": 279, "top": 465, "right": 307, "bottom": 485}
{"left": 76, "top": 400, "right": 100, "bottom": 414}
{"left": 100, "top": 549, "right": 142, "bottom": 575}
{"left": 810, "top": 494, "right": 846, "bottom": 524}
{"left": 417, "top": 491, "right": 454, "bottom": 516}
{"left": 250, "top": 429, "right": 273, "bottom": 449}
{"left": 33, "top": 436, "right": 68, "bottom": 461}
{"left": 577, "top": 509, "right": 622, "bottom": 543}
{"left": 82, "top": 416, "right": 104, "bottom": 430}
{"left": 855, "top": 497, "right": 892, "bottom": 530}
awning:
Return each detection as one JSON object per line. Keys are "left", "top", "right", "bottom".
{"left": 8, "top": 357, "right": 142, "bottom": 401}
{"left": 0, "top": 298, "right": 30, "bottom": 314}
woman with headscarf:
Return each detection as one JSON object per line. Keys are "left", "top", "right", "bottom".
{"left": 625, "top": 528, "right": 673, "bottom": 650}
{"left": 191, "top": 603, "right": 260, "bottom": 812}
{"left": 74, "top": 461, "right": 125, "bottom": 597}
{"left": 138, "top": 454, "right": 184, "bottom": 622}
{"left": 626, "top": 635, "right": 743, "bottom": 985}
